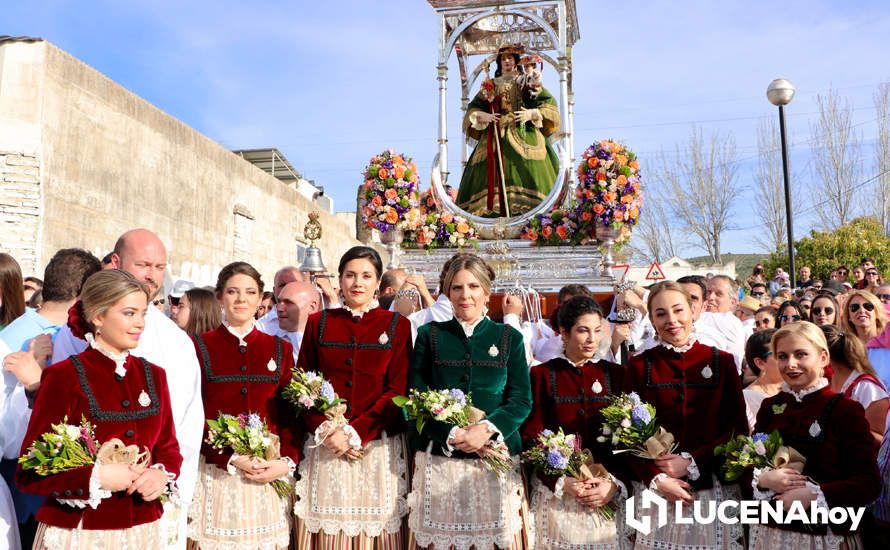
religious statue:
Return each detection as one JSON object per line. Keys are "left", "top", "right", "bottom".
{"left": 456, "top": 44, "right": 561, "bottom": 218}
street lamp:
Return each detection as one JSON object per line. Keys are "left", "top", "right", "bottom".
{"left": 767, "top": 78, "right": 796, "bottom": 289}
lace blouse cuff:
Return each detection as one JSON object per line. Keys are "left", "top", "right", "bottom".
{"left": 680, "top": 452, "right": 700, "bottom": 480}
{"left": 150, "top": 463, "right": 180, "bottom": 505}
{"left": 313, "top": 421, "right": 361, "bottom": 451}
{"left": 806, "top": 480, "right": 829, "bottom": 510}
{"left": 479, "top": 420, "right": 504, "bottom": 444}
{"left": 58, "top": 462, "right": 111, "bottom": 509}
{"left": 553, "top": 475, "right": 566, "bottom": 499}
{"left": 226, "top": 453, "right": 243, "bottom": 476}
{"left": 752, "top": 467, "right": 776, "bottom": 500}
{"left": 444, "top": 426, "right": 460, "bottom": 455}
{"left": 280, "top": 456, "right": 297, "bottom": 479}
{"left": 649, "top": 472, "right": 669, "bottom": 493}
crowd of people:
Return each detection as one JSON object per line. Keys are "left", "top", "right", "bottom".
{"left": 2, "top": 230, "right": 890, "bottom": 549}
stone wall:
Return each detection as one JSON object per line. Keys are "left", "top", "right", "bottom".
{"left": 0, "top": 39, "right": 358, "bottom": 284}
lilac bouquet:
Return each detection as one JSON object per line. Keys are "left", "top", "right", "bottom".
{"left": 598, "top": 392, "right": 676, "bottom": 459}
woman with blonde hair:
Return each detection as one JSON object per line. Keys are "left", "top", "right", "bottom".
{"left": 822, "top": 325, "right": 889, "bottom": 442}
{"left": 16, "top": 269, "right": 182, "bottom": 549}
{"left": 622, "top": 281, "right": 747, "bottom": 549}
{"left": 844, "top": 290, "right": 888, "bottom": 346}
{"left": 408, "top": 253, "right": 531, "bottom": 549}
{"left": 749, "top": 321, "right": 879, "bottom": 548}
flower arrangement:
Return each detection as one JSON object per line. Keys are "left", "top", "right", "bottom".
{"left": 714, "top": 431, "right": 805, "bottom": 483}
{"left": 522, "top": 428, "right": 616, "bottom": 519}
{"left": 282, "top": 369, "right": 344, "bottom": 415}
{"left": 519, "top": 208, "right": 586, "bottom": 246}
{"left": 574, "top": 140, "right": 643, "bottom": 239}
{"left": 598, "top": 392, "right": 676, "bottom": 459}
{"left": 206, "top": 412, "right": 292, "bottom": 498}
{"left": 393, "top": 388, "right": 512, "bottom": 473}
{"left": 360, "top": 149, "right": 422, "bottom": 233}
{"left": 405, "top": 188, "right": 479, "bottom": 250}
{"left": 19, "top": 415, "right": 98, "bottom": 476}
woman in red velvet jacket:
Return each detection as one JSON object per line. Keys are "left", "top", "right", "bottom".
{"left": 749, "top": 322, "right": 879, "bottom": 548}
{"left": 17, "top": 270, "right": 182, "bottom": 549}
{"left": 188, "top": 262, "right": 299, "bottom": 550}
{"left": 521, "top": 295, "right": 628, "bottom": 550}
{"left": 622, "top": 281, "right": 748, "bottom": 550}
{"left": 294, "top": 246, "right": 411, "bottom": 549}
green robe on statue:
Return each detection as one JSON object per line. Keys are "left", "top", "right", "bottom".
{"left": 456, "top": 74, "right": 561, "bottom": 217}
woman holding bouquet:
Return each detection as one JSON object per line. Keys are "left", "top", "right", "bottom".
{"left": 622, "top": 281, "right": 748, "bottom": 550}
{"left": 294, "top": 245, "right": 412, "bottom": 549}
{"left": 408, "top": 253, "right": 532, "bottom": 549}
{"left": 17, "top": 269, "right": 182, "bottom": 548}
{"left": 188, "top": 262, "right": 299, "bottom": 549}
{"left": 749, "top": 322, "right": 879, "bottom": 548}
{"left": 521, "top": 295, "right": 629, "bottom": 549}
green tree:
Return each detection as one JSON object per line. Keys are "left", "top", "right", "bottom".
{"left": 763, "top": 217, "right": 890, "bottom": 281}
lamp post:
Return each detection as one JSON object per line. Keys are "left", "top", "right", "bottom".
{"left": 767, "top": 78, "right": 796, "bottom": 289}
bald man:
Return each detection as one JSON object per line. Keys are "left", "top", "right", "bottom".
{"left": 255, "top": 266, "right": 302, "bottom": 333}
{"left": 264, "top": 281, "right": 321, "bottom": 359}
{"left": 50, "top": 228, "right": 203, "bottom": 550}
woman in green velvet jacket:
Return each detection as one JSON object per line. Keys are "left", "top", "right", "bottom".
{"left": 406, "top": 254, "right": 532, "bottom": 550}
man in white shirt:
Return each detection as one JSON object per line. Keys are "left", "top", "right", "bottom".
{"left": 265, "top": 281, "right": 321, "bottom": 360}
{"left": 255, "top": 266, "right": 302, "bottom": 333}
{"left": 50, "top": 229, "right": 203, "bottom": 550}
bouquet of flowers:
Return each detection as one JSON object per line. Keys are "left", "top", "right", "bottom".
{"left": 206, "top": 412, "right": 292, "bottom": 498}
{"left": 412, "top": 210, "right": 479, "bottom": 250}
{"left": 360, "top": 149, "right": 422, "bottom": 234}
{"left": 522, "top": 428, "right": 616, "bottom": 519}
{"left": 393, "top": 388, "right": 512, "bottom": 474}
{"left": 282, "top": 369, "right": 344, "bottom": 415}
{"left": 19, "top": 415, "right": 98, "bottom": 475}
{"left": 574, "top": 140, "right": 643, "bottom": 240}
{"left": 714, "top": 431, "right": 806, "bottom": 483}
{"left": 598, "top": 392, "right": 677, "bottom": 459}
{"left": 520, "top": 208, "right": 586, "bottom": 246}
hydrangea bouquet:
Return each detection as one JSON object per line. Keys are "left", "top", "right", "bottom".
{"left": 360, "top": 149, "right": 422, "bottom": 233}
{"left": 522, "top": 428, "right": 615, "bottom": 519}
{"left": 598, "top": 392, "right": 677, "bottom": 459}
{"left": 205, "top": 412, "right": 292, "bottom": 498}
{"left": 714, "top": 431, "right": 805, "bottom": 482}
{"left": 393, "top": 388, "right": 512, "bottom": 474}
{"left": 282, "top": 368, "right": 344, "bottom": 415}
{"left": 19, "top": 415, "right": 98, "bottom": 476}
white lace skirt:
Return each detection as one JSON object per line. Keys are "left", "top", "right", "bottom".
{"left": 530, "top": 476, "right": 626, "bottom": 550}
{"left": 407, "top": 450, "right": 526, "bottom": 550}
{"left": 33, "top": 518, "right": 161, "bottom": 550}
{"left": 188, "top": 455, "right": 293, "bottom": 550}
{"left": 294, "top": 432, "right": 408, "bottom": 538}
{"left": 748, "top": 524, "right": 860, "bottom": 550}
{"left": 631, "top": 478, "right": 744, "bottom": 550}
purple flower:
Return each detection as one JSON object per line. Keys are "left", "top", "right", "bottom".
{"left": 540, "top": 429, "right": 554, "bottom": 438}
{"left": 631, "top": 405, "right": 651, "bottom": 427}
{"left": 247, "top": 413, "right": 263, "bottom": 430}
{"left": 546, "top": 450, "right": 569, "bottom": 470}
{"left": 628, "top": 392, "right": 642, "bottom": 406}
{"left": 752, "top": 433, "right": 769, "bottom": 443}
{"left": 449, "top": 389, "right": 465, "bottom": 402}
{"left": 320, "top": 382, "right": 336, "bottom": 403}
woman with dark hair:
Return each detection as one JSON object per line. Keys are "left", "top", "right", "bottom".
{"left": 173, "top": 287, "right": 221, "bottom": 337}
{"left": 16, "top": 270, "right": 182, "bottom": 548}
{"left": 408, "top": 253, "right": 531, "bottom": 549}
{"left": 622, "top": 281, "right": 747, "bottom": 549}
{"left": 810, "top": 293, "right": 840, "bottom": 327}
{"left": 294, "top": 246, "right": 412, "bottom": 549}
{"left": 189, "top": 262, "right": 299, "bottom": 549}
{"left": 521, "top": 296, "right": 627, "bottom": 549}
{"left": 777, "top": 300, "right": 807, "bottom": 327}
{"left": 743, "top": 328, "right": 781, "bottom": 431}
{"left": 823, "top": 325, "right": 889, "bottom": 442}
{"left": 455, "top": 44, "right": 561, "bottom": 217}
{"left": 0, "top": 253, "right": 25, "bottom": 329}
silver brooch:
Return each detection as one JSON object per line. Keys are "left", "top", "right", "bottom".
{"left": 138, "top": 390, "right": 151, "bottom": 408}
{"left": 266, "top": 358, "right": 277, "bottom": 372}
{"left": 378, "top": 332, "right": 389, "bottom": 345}
{"left": 808, "top": 421, "right": 821, "bottom": 437}
{"left": 488, "top": 345, "right": 499, "bottom": 357}
{"left": 592, "top": 380, "right": 603, "bottom": 394}
{"left": 701, "top": 365, "right": 713, "bottom": 379}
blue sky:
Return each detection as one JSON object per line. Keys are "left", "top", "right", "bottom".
{"left": 6, "top": 0, "right": 890, "bottom": 258}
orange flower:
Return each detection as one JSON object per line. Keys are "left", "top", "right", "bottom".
{"left": 630, "top": 160, "right": 640, "bottom": 170}
{"left": 542, "top": 226, "right": 553, "bottom": 238}
{"left": 367, "top": 220, "right": 376, "bottom": 228}
{"left": 614, "top": 154, "right": 627, "bottom": 166}
{"left": 364, "top": 179, "right": 375, "bottom": 189}
{"left": 384, "top": 188, "right": 398, "bottom": 201}
{"left": 621, "top": 194, "right": 634, "bottom": 204}
{"left": 410, "top": 162, "right": 417, "bottom": 173}
{"left": 587, "top": 157, "right": 598, "bottom": 168}
{"left": 394, "top": 166, "right": 406, "bottom": 180}
{"left": 527, "top": 229, "right": 538, "bottom": 241}
{"left": 441, "top": 212, "right": 454, "bottom": 224}
{"left": 613, "top": 212, "right": 624, "bottom": 222}
{"left": 603, "top": 192, "right": 616, "bottom": 203}
{"left": 556, "top": 225, "right": 568, "bottom": 239}
{"left": 578, "top": 164, "right": 587, "bottom": 177}
{"left": 593, "top": 203, "right": 605, "bottom": 215}
{"left": 378, "top": 168, "right": 389, "bottom": 179}
{"left": 416, "top": 232, "right": 428, "bottom": 244}
{"left": 616, "top": 175, "right": 627, "bottom": 186}
{"left": 581, "top": 211, "right": 592, "bottom": 221}
{"left": 586, "top": 190, "right": 595, "bottom": 200}
{"left": 596, "top": 171, "right": 607, "bottom": 182}
{"left": 456, "top": 221, "right": 470, "bottom": 234}
{"left": 393, "top": 155, "right": 404, "bottom": 165}
{"left": 629, "top": 207, "right": 639, "bottom": 219}
{"left": 385, "top": 209, "right": 399, "bottom": 224}
{"left": 371, "top": 196, "right": 383, "bottom": 208}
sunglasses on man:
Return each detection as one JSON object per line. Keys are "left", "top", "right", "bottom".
{"left": 849, "top": 302, "right": 875, "bottom": 313}
{"left": 866, "top": 271, "right": 879, "bottom": 277}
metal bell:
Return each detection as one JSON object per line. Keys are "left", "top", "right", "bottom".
{"left": 300, "top": 245, "right": 328, "bottom": 274}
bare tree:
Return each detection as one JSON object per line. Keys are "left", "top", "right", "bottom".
{"left": 656, "top": 127, "right": 739, "bottom": 264}
{"left": 632, "top": 183, "right": 681, "bottom": 262}
{"left": 753, "top": 118, "right": 791, "bottom": 251}
{"left": 875, "top": 82, "right": 890, "bottom": 234}
{"left": 810, "top": 88, "right": 862, "bottom": 229}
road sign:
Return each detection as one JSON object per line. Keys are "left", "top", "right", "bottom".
{"left": 645, "top": 261, "right": 666, "bottom": 281}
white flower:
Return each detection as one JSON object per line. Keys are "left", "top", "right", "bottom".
{"left": 596, "top": 436, "right": 607, "bottom": 443}
{"left": 620, "top": 418, "right": 631, "bottom": 428}
{"left": 65, "top": 425, "right": 81, "bottom": 440}
{"left": 601, "top": 426, "right": 611, "bottom": 436}
{"left": 488, "top": 345, "right": 499, "bottom": 357}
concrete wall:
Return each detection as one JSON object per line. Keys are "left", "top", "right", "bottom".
{"left": 0, "top": 39, "right": 358, "bottom": 284}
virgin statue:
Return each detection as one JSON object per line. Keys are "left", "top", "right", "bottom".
{"left": 456, "top": 44, "right": 561, "bottom": 218}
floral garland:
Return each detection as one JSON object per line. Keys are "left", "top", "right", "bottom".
{"left": 359, "top": 149, "right": 422, "bottom": 233}
{"left": 519, "top": 208, "right": 584, "bottom": 246}
{"left": 574, "top": 140, "right": 643, "bottom": 240}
